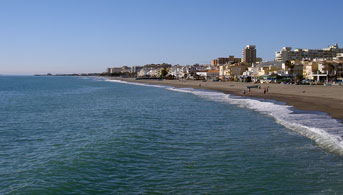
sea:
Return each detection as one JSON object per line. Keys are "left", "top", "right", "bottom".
{"left": 1, "top": 76, "right": 343, "bottom": 194}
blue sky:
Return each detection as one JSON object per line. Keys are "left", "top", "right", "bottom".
{"left": 0, "top": 0, "right": 342, "bottom": 74}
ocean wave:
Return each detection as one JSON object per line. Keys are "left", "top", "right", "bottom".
{"left": 105, "top": 79, "right": 343, "bottom": 155}
{"left": 106, "top": 79, "right": 168, "bottom": 88}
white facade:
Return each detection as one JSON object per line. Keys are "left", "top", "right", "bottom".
{"left": 334, "top": 53, "right": 343, "bottom": 60}
{"left": 243, "top": 66, "right": 259, "bottom": 77}
{"left": 169, "top": 66, "right": 186, "bottom": 79}
{"left": 275, "top": 44, "right": 343, "bottom": 62}
{"left": 196, "top": 71, "right": 208, "bottom": 78}
{"left": 137, "top": 68, "right": 149, "bottom": 77}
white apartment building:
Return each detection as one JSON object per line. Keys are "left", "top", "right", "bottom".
{"left": 275, "top": 44, "right": 343, "bottom": 62}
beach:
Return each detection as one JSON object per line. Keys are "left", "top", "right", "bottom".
{"left": 111, "top": 77, "right": 343, "bottom": 122}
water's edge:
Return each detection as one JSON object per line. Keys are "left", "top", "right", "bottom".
{"left": 105, "top": 78, "right": 343, "bottom": 156}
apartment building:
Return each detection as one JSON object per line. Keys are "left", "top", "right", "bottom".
{"left": 242, "top": 45, "right": 256, "bottom": 64}
{"left": 211, "top": 56, "right": 241, "bottom": 66}
{"left": 275, "top": 44, "right": 343, "bottom": 62}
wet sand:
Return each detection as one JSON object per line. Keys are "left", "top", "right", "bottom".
{"left": 111, "top": 78, "right": 343, "bottom": 122}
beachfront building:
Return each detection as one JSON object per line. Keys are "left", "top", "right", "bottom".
{"left": 332, "top": 61, "right": 343, "bottom": 79}
{"left": 230, "top": 64, "right": 248, "bottom": 79}
{"left": 242, "top": 61, "right": 286, "bottom": 82}
{"left": 136, "top": 63, "right": 172, "bottom": 78}
{"left": 219, "top": 65, "right": 231, "bottom": 80}
{"left": 137, "top": 67, "right": 159, "bottom": 78}
{"left": 121, "top": 66, "right": 131, "bottom": 73}
{"left": 149, "top": 68, "right": 161, "bottom": 78}
{"left": 169, "top": 65, "right": 187, "bottom": 79}
{"left": 110, "top": 67, "right": 122, "bottom": 73}
{"left": 303, "top": 61, "right": 319, "bottom": 80}
{"left": 287, "top": 60, "right": 343, "bottom": 81}
{"left": 281, "top": 60, "right": 304, "bottom": 79}
{"left": 195, "top": 70, "right": 208, "bottom": 79}
{"left": 305, "top": 62, "right": 328, "bottom": 82}
{"left": 244, "top": 66, "right": 259, "bottom": 77}
{"left": 307, "top": 60, "right": 343, "bottom": 82}
{"left": 176, "top": 65, "right": 197, "bottom": 79}
{"left": 318, "top": 61, "right": 336, "bottom": 76}
{"left": 242, "top": 45, "right": 256, "bottom": 65}
{"left": 130, "top": 66, "right": 143, "bottom": 74}
{"left": 242, "top": 66, "right": 259, "bottom": 81}
{"left": 207, "top": 70, "right": 219, "bottom": 80}
{"left": 195, "top": 69, "right": 219, "bottom": 80}
{"left": 293, "top": 64, "right": 304, "bottom": 79}
{"left": 256, "top": 61, "right": 283, "bottom": 75}
{"left": 257, "top": 66, "right": 280, "bottom": 77}
{"left": 280, "top": 60, "right": 343, "bottom": 82}
{"left": 275, "top": 44, "right": 343, "bottom": 62}
{"left": 334, "top": 53, "right": 343, "bottom": 60}
{"left": 137, "top": 68, "right": 149, "bottom": 77}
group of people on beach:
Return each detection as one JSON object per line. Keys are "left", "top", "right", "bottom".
{"left": 242, "top": 86, "right": 269, "bottom": 96}
{"left": 263, "top": 87, "right": 269, "bottom": 94}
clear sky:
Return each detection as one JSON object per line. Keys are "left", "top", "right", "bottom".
{"left": 0, "top": 0, "right": 342, "bottom": 75}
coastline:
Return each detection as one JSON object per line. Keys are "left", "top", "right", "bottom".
{"left": 108, "top": 77, "right": 343, "bottom": 122}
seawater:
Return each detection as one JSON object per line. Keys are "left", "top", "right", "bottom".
{"left": 1, "top": 76, "right": 343, "bottom": 194}
{"left": 110, "top": 80, "right": 343, "bottom": 155}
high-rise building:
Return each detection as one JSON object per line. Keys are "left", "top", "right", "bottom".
{"left": 242, "top": 45, "right": 256, "bottom": 64}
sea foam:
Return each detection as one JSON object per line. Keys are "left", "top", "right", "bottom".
{"left": 106, "top": 79, "right": 343, "bottom": 155}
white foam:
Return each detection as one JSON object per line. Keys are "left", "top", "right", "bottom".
{"left": 107, "top": 79, "right": 168, "bottom": 88}
{"left": 105, "top": 79, "right": 343, "bottom": 155}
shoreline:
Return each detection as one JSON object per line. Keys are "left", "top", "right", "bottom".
{"left": 108, "top": 77, "right": 343, "bottom": 122}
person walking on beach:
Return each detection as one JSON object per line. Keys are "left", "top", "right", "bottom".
{"left": 264, "top": 88, "right": 266, "bottom": 94}
{"left": 266, "top": 86, "right": 269, "bottom": 93}
{"left": 242, "top": 90, "right": 246, "bottom": 96}
{"left": 248, "top": 88, "right": 251, "bottom": 93}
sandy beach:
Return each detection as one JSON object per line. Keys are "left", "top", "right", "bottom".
{"left": 111, "top": 77, "right": 343, "bottom": 122}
